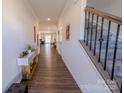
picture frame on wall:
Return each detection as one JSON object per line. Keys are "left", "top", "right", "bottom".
{"left": 37, "top": 34, "right": 39, "bottom": 46}
{"left": 66, "top": 24, "right": 70, "bottom": 40}
{"left": 34, "top": 26, "right": 36, "bottom": 42}
{"left": 58, "top": 31, "right": 59, "bottom": 36}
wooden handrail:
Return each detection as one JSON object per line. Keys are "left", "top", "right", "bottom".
{"left": 85, "top": 7, "right": 122, "bottom": 25}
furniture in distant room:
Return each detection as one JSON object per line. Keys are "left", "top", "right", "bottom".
{"left": 40, "top": 39, "right": 45, "bottom": 44}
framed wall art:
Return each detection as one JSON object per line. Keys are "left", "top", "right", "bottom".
{"left": 37, "top": 34, "right": 39, "bottom": 46}
{"left": 34, "top": 26, "right": 36, "bottom": 42}
{"left": 66, "top": 24, "right": 70, "bottom": 40}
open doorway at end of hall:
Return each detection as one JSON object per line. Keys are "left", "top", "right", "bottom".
{"left": 45, "top": 35, "right": 51, "bottom": 44}
{"left": 40, "top": 33, "right": 56, "bottom": 47}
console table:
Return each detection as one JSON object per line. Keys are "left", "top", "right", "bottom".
{"left": 17, "top": 49, "right": 38, "bottom": 80}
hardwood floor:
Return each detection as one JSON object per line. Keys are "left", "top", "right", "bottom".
{"left": 28, "top": 44, "right": 82, "bottom": 93}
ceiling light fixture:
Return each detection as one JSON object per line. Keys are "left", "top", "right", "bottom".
{"left": 60, "top": 27, "right": 62, "bottom": 30}
{"left": 47, "top": 18, "right": 51, "bottom": 21}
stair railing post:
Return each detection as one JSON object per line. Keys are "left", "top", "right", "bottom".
{"left": 86, "top": 12, "right": 90, "bottom": 46}
{"left": 84, "top": 11, "right": 87, "bottom": 42}
{"left": 111, "top": 24, "right": 120, "bottom": 80}
{"left": 90, "top": 13, "right": 94, "bottom": 50}
{"left": 93, "top": 16, "right": 99, "bottom": 56}
{"left": 104, "top": 21, "right": 111, "bottom": 70}
{"left": 98, "top": 17, "right": 104, "bottom": 62}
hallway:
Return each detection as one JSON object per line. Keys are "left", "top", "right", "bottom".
{"left": 28, "top": 44, "right": 82, "bottom": 93}
{"left": 3, "top": 0, "right": 122, "bottom": 93}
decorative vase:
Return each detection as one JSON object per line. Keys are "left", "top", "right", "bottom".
{"left": 28, "top": 50, "right": 31, "bottom": 54}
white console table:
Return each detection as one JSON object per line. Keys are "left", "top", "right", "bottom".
{"left": 17, "top": 49, "right": 39, "bottom": 80}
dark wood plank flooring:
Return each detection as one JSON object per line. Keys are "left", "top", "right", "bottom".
{"left": 28, "top": 44, "right": 82, "bottom": 93}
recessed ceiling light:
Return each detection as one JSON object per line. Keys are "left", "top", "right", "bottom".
{"left": 60, "top": 26, "right": 62, "bottom": 30}
{"left": 47, "top": 18, "right": 51, "bottom": 21}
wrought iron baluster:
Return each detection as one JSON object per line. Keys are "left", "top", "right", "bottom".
{"left": 93, "top": 16, "right": 99, "bottom": 56}
{"left": 104, "top": 21, "right": 111, "bottom": 70}
{"left": 86, "top": 12, "right": 90, "bottom": 46}
{"left": 120, "top": 84, "right": 122, "bottom": 93}
{"left": 84, "top": 7, "right": 122, "bottom": 92}
{"left": 84, "top": 11, "right": 87, "bottom": 42}
{"left": 90, "top": 13, "right": 94, "bottom": 50}
{"left": 98, "top": 17, "right": 104, "bottom": 62}
{"left": 111, "top": 24, "right": 120, "bottom": 80}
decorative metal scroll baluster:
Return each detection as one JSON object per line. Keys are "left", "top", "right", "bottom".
{"left": 98, "top": 17, "right": 104, "bottom": 62}
{"left": 93, "top": 16, "right": 99, "bottom": 56}
{"left": 86, "top": 12, "right": 90, "bottom": 46}
{"left": 111, "top": 24, "right": 120, "bottom": 80}
{"left": 104, "top": 21, "right": 111, "bottom": 70}
{"left": 90, "top": 13, "right": 94, "bottom": 50}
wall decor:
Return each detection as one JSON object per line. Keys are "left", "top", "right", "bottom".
{"left": 58, "top": 31, "right": 59, "bottom": 36}
{"left": 34, "top": 26, "right": 36, "bottom": 42}
{"left": 66, "top": 24, "right": 70, "bottom": 40}
{"left": 37, "top": 34, "right": 39, "bottom": 46}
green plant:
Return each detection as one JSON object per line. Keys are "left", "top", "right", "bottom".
{"left": 26, "top": 44, "right": 32, "bottom": 50}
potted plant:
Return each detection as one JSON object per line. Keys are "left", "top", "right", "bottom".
{"left": 26, "top": 44, "right": 32, "bottom": 54}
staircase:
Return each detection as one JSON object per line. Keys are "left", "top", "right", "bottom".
{"left": 80, "top": 7, "right": 122, "bottom": 93}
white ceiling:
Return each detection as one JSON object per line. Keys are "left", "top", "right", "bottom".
{"left": 28, "top": 0, "right": 67, "bottom": 24}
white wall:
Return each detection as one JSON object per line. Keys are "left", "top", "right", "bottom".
{"left": 57, "top": 0, "right": 111, "bottom": 93}
{"left": 87, "top": 0, "right": 122, "bottom": 17}
{"left": 2, "top": 0, "right": 38, "bottom": 92}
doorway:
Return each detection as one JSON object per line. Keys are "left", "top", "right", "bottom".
{"left": 45, "top": 35, "right": 51, "bottom": 43}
